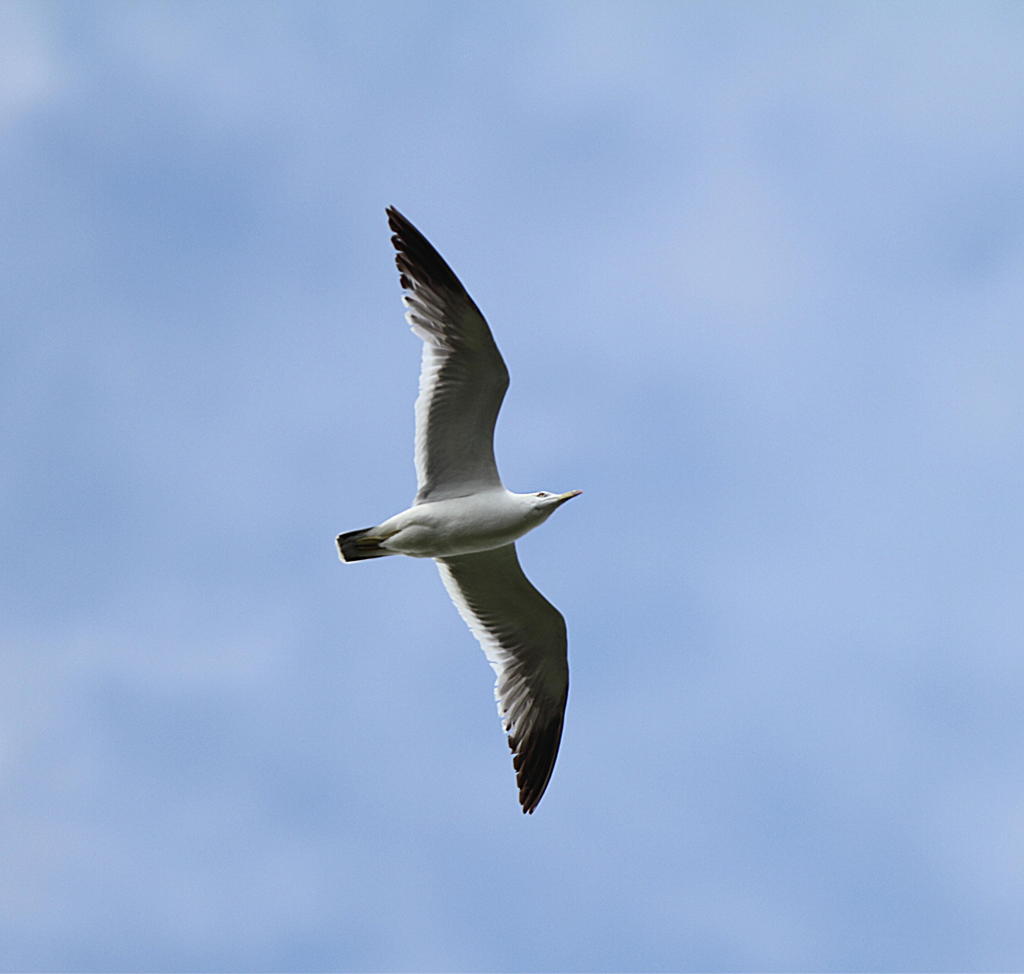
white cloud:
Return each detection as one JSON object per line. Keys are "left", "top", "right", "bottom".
{"left": 0, "top": 3, "right": 65, "bottom": 127}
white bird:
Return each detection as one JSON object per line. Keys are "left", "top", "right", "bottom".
{"left": 337, "top": 207, "right": 581, "bottom": 814}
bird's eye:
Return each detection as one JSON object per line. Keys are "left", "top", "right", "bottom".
{"left": 536, "top": 492, "right": 549, "bottom": 498}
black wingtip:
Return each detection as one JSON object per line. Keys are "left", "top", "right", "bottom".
{"left": 384, "top": 204, "right": 404, "bottom": 232}
{"left": 386, "top": 205, "right": 420, "bottom": 245}
{"left": 510, "top": 709, "right": 567, "bottom": 815}
{"left": 383, "top": 205, "right": 475, "bottom": 302}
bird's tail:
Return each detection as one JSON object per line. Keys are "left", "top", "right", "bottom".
{"left": 336, "top": 527, "right": 395, "bottom": 562}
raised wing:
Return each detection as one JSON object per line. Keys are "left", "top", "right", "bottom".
{"left": 387, "top": 207, "right": 510, "bottom": 503}
{"left": 437, "top": 544, "right": 569, "bottom": 814}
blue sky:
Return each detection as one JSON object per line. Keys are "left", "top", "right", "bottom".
{"left": 3, "top": 2, "right": 1024, "bottom": 970}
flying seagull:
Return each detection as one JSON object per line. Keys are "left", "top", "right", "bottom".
{"left": 337, "top": 207, "right": 581, "bottom": 814}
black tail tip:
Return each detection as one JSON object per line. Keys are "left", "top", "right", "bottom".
{"left": 337, "top": 527, "right": 391, "bottom": 562}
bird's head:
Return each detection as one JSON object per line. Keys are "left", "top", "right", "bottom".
{"left": 528, "top": 489, "right": 583, "bottom": 516}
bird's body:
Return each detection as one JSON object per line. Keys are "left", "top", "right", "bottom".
{"left": 337, "top": 207, "right": 580, "bottom": 813}
{"left": 339, "top": 487, "right": 579, "bottom": 560}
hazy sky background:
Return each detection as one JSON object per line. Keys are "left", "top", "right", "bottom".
{"left": 3, "top": 2, "right": 1024, "bottom": 970}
